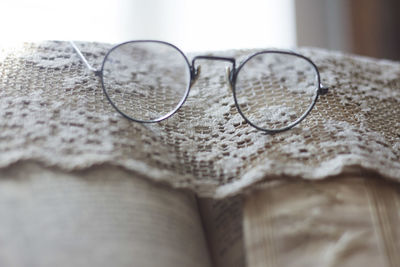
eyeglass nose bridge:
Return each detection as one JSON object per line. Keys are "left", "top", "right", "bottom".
{"left": 191, "top": 55, "right": 236, "bottom": 87}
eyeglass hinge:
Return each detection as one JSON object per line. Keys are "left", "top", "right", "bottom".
{"left": 94, "top": 70, "right": 102, "bottom": 77}
{"left": 190, "top": 65, "right": 201, "bottom": 86}
{"left": 319, "top": 84, "right": 329, "bottom": 95}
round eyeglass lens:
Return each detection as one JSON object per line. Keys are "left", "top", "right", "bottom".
{"left": 101, "top": 41, "right": 191, "bottom": 122}
{"left": 234, "top": 52, "right": 319, "bottom": 131}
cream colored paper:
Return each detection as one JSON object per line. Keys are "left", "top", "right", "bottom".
{"left": 243, "top": 176, "right": 400, "bottom": 267}
{"left": 0, "top": 163, "right": 212, "bottom": 267}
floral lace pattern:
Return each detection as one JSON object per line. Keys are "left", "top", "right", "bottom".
{"left": 0, "top": 41, "right": 399, "bottom": 197}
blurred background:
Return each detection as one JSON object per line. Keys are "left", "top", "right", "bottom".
{"left": 0, "top": 0, "right": 399, "bottom": 60}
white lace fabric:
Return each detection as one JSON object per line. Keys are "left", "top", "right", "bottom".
{"left": 0, "top": 41, "right": 399, "bottom": 197}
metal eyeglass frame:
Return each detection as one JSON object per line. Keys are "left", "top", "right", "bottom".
{"left": 70, "top": 40, "right": 329, "bottom": 134}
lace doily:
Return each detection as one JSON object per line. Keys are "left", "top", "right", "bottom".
{"left": 0, "top": 41, "right": 399, "bottom": 197}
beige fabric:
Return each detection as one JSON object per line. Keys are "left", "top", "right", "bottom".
{"left": 0, "top": 41, "right": 399, "bottom": 197}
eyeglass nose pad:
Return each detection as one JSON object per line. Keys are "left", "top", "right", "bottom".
{"left": 226, "top": 67, "right": 233, "bottom": 92}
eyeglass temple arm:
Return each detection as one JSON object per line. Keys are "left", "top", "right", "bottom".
{"left": 69, "top": 41, "right": 101, "bottom": 76}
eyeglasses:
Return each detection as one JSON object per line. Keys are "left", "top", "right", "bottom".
{"left": 70, "top": 40, "right": 328, "bottom": 133}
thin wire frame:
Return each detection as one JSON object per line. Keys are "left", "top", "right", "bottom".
{"left": 70, "top": 40, "right": 328, "bottom": 133}
{"left": 232, "top": 50, "right": 324, "bottom": 133}
{"left": 101, "top": 40, "right": 192, "bottom": 123}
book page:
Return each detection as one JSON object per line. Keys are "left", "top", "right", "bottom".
{"left": 243, "top": 176, "right": 397, "bottom": 267}
{"left": 198, "top": 196, "right": 245, "bottom": 267}
{"left": 0, "top": 162, "right": 213, "bottom": 267}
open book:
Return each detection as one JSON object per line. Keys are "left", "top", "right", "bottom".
{"left": 0, "top": 162, "right": 244, "bottom": 267}
{"left": 3, "top": 164, "right": 400, "bottom": 267}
